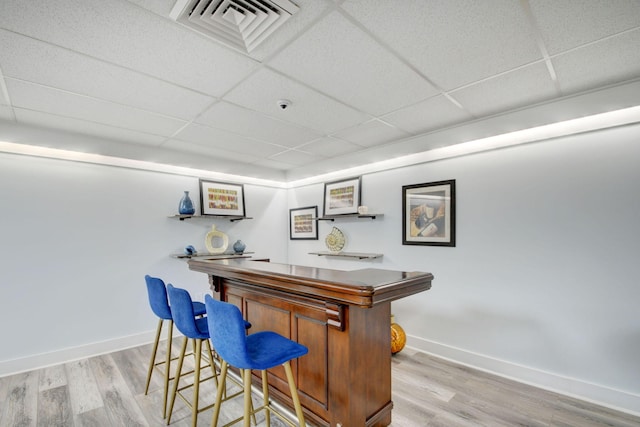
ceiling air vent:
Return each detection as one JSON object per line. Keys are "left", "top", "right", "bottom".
{"left": 170, "top": 0, "right": 299, "bottom": 53}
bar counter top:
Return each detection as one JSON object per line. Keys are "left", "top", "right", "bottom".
{"left": 188, "top": 258, "right": 433, "bottom": 308}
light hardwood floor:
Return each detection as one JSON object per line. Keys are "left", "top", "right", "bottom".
{"left": 1, "top": 341, "right": 638, "bottom": 426}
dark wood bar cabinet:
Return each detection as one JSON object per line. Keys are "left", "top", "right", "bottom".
{"left": 188, "top": 258, "right": 433, "bottom": 427}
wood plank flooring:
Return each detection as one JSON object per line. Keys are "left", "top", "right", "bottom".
{"left": 1, "top": 341, "right": 638, "bottom": 426}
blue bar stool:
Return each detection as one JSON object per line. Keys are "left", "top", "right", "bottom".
{"left": 205, "top": 295, "right": 309, "bottom": 427}
{"left": 144, "top": 275, "right": 206, "bottom": 419}
{"left": 166, "top": 284, "right": 220, "bottom": 427}
{"left": 166, "top": 285, "right": 252, "bottom": 427}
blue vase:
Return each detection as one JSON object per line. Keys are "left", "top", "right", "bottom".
{"left": 233, "top": 240, "right": 246, "bottom": 254}
{"left": 179, "top": 191, "right": 195, "bottom": 215}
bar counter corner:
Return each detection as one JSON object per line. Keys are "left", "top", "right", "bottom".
{"left": 188, "top": 258, "right": 433, "bottom": 427}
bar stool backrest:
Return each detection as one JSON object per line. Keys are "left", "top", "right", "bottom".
{"left": 145, "top": 275, "right": 172, "bottom": 320}
{"left": 205, "top": 296, "right": 253, "bottom": 369}
{"left": 166, "top": 284, "right": 208, "bottom": 339}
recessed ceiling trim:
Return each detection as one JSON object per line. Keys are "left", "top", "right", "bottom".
{"left": 286, "top": 105, "right": 640, "bottom": 188}
{"left": 170, "top": 0, "right": 299, "bottom": 53}
{"left": 0, "top": 140, "right": 288, "bottom": 188}
{"left": 3, "top": 106, "right": 638, "bottom": 190}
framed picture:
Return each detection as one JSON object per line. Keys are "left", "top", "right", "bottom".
{"left": 289, "top": 206, "right": 318, "bottom": 240}
{"left": 323, "top": 176, "right": 361, "bottom": 216}
{"left": 199, "top": 179, "right": 246, "bottom": 217}
{"left": 402, "top": 179, "right": 456, "bottom": 247}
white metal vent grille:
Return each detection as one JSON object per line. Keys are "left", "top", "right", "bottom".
{"left": 170, "top": 0, "right": 299, "bottom": 53}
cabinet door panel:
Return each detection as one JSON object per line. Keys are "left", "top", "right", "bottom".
{"left": 224, "top": 282, "right": 330, "bottom": 419}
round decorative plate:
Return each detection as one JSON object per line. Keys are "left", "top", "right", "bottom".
{"left": 325, "top": 227, "right": 346, "bottom": 252}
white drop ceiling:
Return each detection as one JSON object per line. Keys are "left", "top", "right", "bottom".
{"left": 1, "top": 0, "right": 639, "bottom": 182}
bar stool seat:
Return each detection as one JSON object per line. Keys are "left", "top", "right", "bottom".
{"left": 144, "top": 275, "right": 206, "bottom": 419}
{"left": 205, "top": 294, "right": 309, "bottom": 427}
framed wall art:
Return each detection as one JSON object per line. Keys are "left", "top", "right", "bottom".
{"left": 199, "top": 179, "right": 246, "bottom": 217}
{"left": 289, "top": 206, "right": 318, "bottom": 240}
{"left": 402, "top": 179, "right": 456, "bottom": 247}
{"left": 323, "top": 176, "right": 361, "bottom": 216}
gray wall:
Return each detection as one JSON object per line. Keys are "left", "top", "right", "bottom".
{"left": 287, "top": 123, "right": 640, "bottom": 413}
{"left": 0, "top": 154, "right": 288, "bottom": 363}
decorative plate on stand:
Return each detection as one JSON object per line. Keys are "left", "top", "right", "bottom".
{"left": 325, "top": 227, "right": 346, "bottom": 252}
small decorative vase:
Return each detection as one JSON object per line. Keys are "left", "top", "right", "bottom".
{"left": 233, "top": 240, "right": 246, "bottom": 254}
{"left": 205, "top": 225, "right": 229, "bottom": 254}
{"left": 179, "top": 191, "right": 195, "bottom": 215}
{"left": 390, "top": 314, "right": 406, "bottom": 354}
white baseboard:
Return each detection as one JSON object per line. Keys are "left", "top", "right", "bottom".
{"left": 406, "top": 335, "right": 640, "bottom": 417}
{"left": 3, "top": 331, "right": 639, "bottom": 418}
{"left": 0, "top": 331, "right": 155, "bottom": 378}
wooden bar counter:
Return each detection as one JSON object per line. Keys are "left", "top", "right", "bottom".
{"left": 188, "top": 258, "right": 433, "bottom": 427}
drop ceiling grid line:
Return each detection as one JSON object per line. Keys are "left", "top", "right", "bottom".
{"left": 256, "top": 0, "right": 339, "bottom": 64}
{"left": 210, "top": 98, "right": 332, "bottom": 147}
{"left": 160, "top": 97, "right": 223, "bottom": 146}
{"left": 335, "top": 5, "right": 473, "bottom": 118}
{"left": 263, "top": 134, "right": 344, "bottom": 160}
{"left": 519, "top": 0, "right": 561, "bottom": 95}
{"left": 367, "top": 93, "right": 449, "bottom": 133}
{"left": 0, "top": 27, "right": 228, "bottom": 100}
{"left": 169, "top": 119, "right": 309, "bottom": 153}
{"left": 0, "top": 66, "right": 17, "bottom": 122}
{"left": 159, "top": 90, "right": 331, "bottom": 154}
{"left": 162, "top": 68, "right": 338, "bottom": 152}
{"left": 325, "top": 120, "right": 418, "bottom": 149}
{"left": 261, "top": 65, "right": 377, "bottom": 128}
{"left": 445, "top": 57, "right": 551, "bottom": 96}
{"left": 8, "top": 104, "right": 172, "bottom": 144}
{"left": 546, "top": 26, "right": 640, "bottom": 60}
{"left": 5, "top": 76, "right": 193, "bottom": 129}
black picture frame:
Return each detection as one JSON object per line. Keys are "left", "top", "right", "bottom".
{"left": 323, "top": 176, "right": 361, "bottom": 216}
{"left": 289, "top": 206, "right": 318, "bottom": 240}
{"left": 199, "top": 179, "right": 246, "bottom": 217}
{"left": 402, "top": 179, "right": 456, "bottom": 247}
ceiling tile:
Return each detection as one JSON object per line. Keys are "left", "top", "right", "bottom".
{"left": 0, "top": 82, "right": 9, "bottom": 105}
{"left": 0, "top": 107, "right": 15, "bottom": 121}
{"left": 196, "top": 101, "right": 321, "bottom": 148}
{"left": 7, "top": 79, "right": 187, "bottom": 136}
{"left": 269, "top": 149, "right": 324, "bottom": 166}
{"left": 382, "top": 96, "right": 472, "bottom": 136}
{"left": 13, "top": 108, "right": 166, "bottom": 147}
{"left": 529, "top": 0, "right": 640, "bottom": 55}
{"left": 332, "top": 119, "right": 411, "bottom": 148}
{"left": 450, "top": 62, "right": 558, "bottom": 118}
{"left": 163, "top": 138, "right": 262, "bottom": 162}
{"left": 0, "top": 30, "right": 216, "bottom": 121}
{"left": 172, "top": 122, "right": 286, "bottom": 158}
{"left": 124, "top": 0, "right": 176, "bottom": 17}
{"left": 267, "top": 11, "right": 438, "bottom": 116}
{"left": 247, "top": 0, "right": 332, "bottom": 62}
{"left": 224, "top": 68, "right": 370, "bottom": 133}
{"left": 155, "top": 140, "right": 283, "bottom": 179}
{"left": 250, "top": 157, "right": 299, "bottom": 171}
{"left": 0, "top": 0, "right": 259, "bottom": 96}
{"left": 341, "top": 0, "right": 541, "bottom": 91}
{"left": 553, "top": 29, "right": 640, "bottom": 95}
{"left": 298, "top": 137, "right": 361, "bottom": 157}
